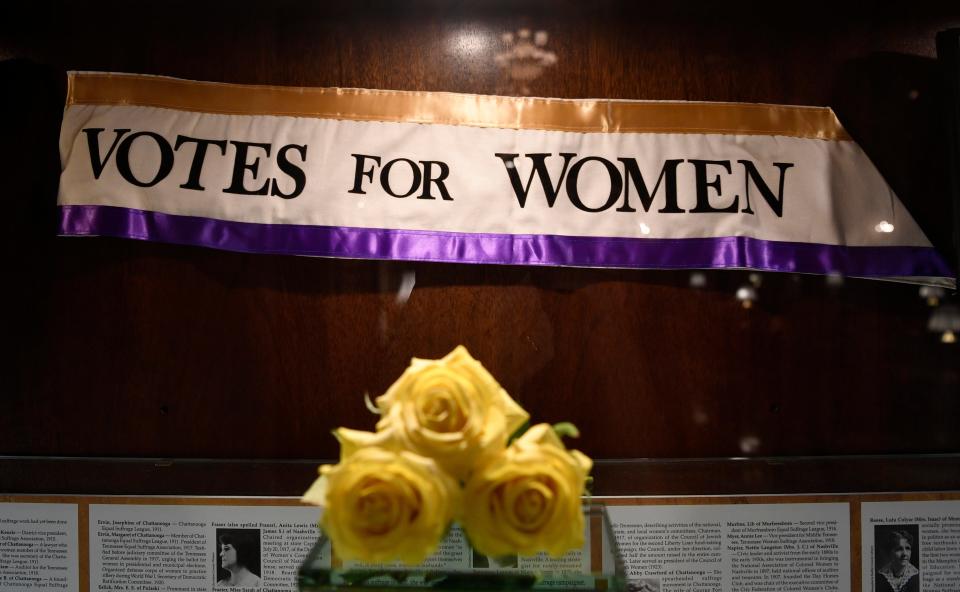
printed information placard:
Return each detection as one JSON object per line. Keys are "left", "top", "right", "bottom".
{"left": 0, "top": 503, "right": 78, "bottom": 591}
{"left": 2, "top": 493, "right": 959, "bottom": 592}
{"left": 88, "top": 503, "right": 322, "bottom": 592}
{"left": 861, "top": 500, "right": 960, "bottom": 592}
{"left": 604, "top": 501, "right": 851, "bottom": 592}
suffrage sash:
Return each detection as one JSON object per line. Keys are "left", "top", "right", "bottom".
{"left": 58, "top": 72, "right": 955, "bottom": 287}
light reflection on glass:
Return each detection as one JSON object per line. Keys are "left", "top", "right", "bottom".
{"left": 396, "top": 270, "right": 416, "bottom": 305}
{"left": 736, "top": 285, "right": 757, "bottom": 309}
{"left": 739, "top": 435, "right": 761, "bottom": 454}
{"left": 928, "top": 304, "right": 960, "bottom": 345}
{"left": 495, "top": 27, "right": 558, "bottom": 94}
{"left": 692, "top": 408, "right": 709, "bottom": 425}
{"left": 448, "top": 30, "right": 490, "bottom": 57}
{"left": 689, "top": 272, "right": 707, "bottom": 289}
{"left": 919, "top": 286, "right": 945, "bottom": 307}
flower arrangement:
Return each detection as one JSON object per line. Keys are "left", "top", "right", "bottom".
{"left": 302, "top": 346, "right": 592, "bottom": 565}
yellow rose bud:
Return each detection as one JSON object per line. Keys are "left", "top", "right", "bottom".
{"left": 461, "top": 424, "right": 592, "bottom": 558}
{"left": 375, "top": 346, "right": 529, "bottom": 480}
{"left": 302, "top": 445, "right": 461, "bottom": 565}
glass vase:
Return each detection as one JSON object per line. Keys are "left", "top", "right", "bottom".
{"left": 298, "top": 503, "right": 625, "bottom": 592}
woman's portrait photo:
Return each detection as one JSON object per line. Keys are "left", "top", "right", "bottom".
{"left": 627, "top": 579, "right": 660, "bottom": 592}
{"left": 875, "top": 525, "right": 920, "bottom": 592}
{"left": 471, "top": 547, "right": 518, "bottom": 569}
{"left": 215, "top": 528, "right": 262, "bottom": 588}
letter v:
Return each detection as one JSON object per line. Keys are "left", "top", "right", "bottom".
{"left": 82, "top": 128, "right": 131, "bottom": 179}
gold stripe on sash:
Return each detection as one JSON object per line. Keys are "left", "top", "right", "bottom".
{"left": 68, "top": 72, "right": 851, "bottom": 140}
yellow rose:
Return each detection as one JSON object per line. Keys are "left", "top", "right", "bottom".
{"left": 302, "top": 443, "right": 460, "bottom": 565}
{"left": 461, "top": 424, "right": 592, "bottom": 558}
{"left": 375, "top": 346, "right": 529, "bottom": 480}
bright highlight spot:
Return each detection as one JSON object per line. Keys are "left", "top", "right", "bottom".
{"left": 449, "top": 30, "right": 490, "bottom": 57}
{"left": 396, "top": 271, "right": 416, "bottom": 305}
{"left": 689, "top": 272, "right": 707, "bottom": 288}
{"left": 875, "top": 221, "right": 895, "bottom": 233}
{"left": 739, "top": 435, "right": 761, "bottom": 454}
{"left": 736, "top": 286, "right": 757, "bottom": 301}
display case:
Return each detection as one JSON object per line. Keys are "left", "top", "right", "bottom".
{"left": 1, "top": 3, "right": 958, "bottom": 591}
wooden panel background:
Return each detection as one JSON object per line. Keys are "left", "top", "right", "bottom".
{"left": 1, "top": 2, "right": 959, "bottom": 484}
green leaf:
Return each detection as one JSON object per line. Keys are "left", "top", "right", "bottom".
{"left": 508, "top": 419, "right": 530, "bottom": 444}
{"left": 363, "top": 392, "right": 381, "bottom": 415}
{"left": 552, "top": 422, "right": 580, "bottom": 439}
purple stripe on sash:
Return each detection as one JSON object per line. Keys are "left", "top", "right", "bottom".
{"left": 58, "top": 205, "right": 955, "bottom": 279}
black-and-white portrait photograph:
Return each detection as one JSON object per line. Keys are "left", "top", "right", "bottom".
{"left": 627, "top": 578, "right": 660, "bottom": 592}
{"left": 215, "top": 528, "right": 262, "bottom": 588}
{"left": 471, "top": 547, "right": 518, "bottom": 569}
{"left": 875, "top": 525, "right": 920, "bottom": 592}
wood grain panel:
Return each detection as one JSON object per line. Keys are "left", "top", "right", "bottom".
{"left": 1, "top": 2, "right": 958, "bottom": 471}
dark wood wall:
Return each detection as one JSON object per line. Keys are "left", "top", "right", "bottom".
{"left": 2, "top": 1, "right": 959, "bottom": 493}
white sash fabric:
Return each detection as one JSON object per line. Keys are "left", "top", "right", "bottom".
{"left": 57, "top": 72, "right": 954, "bottom": 287}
